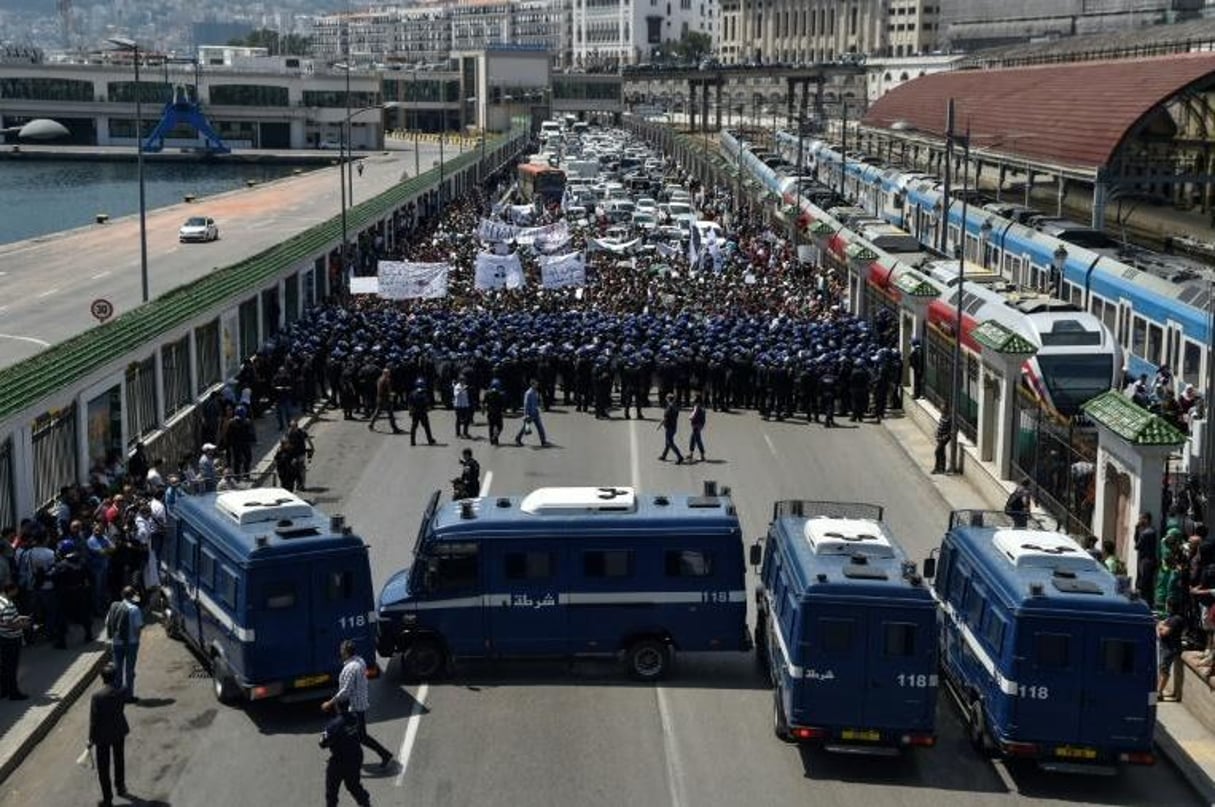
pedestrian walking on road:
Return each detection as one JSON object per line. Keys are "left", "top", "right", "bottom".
{"left": 368, "top": 368, "right": 402, "bottom": 434}
{"left": 319, "top": 705, "right": 372, "bottom": 807}
{"left": 322, "top": 639, "right": 394, "bottom": 772}
{"left": 0, "top": 581, "right": 31, "bottom": 700}
{"left": 89, "top": 663, "right": 130, "bottom": 807}
{"left": 514, "top": 379, "right": 549, "bottom": 447}
{"left": 483, "top": 379, "right": 505, "bottom": 445}
{"left": 407, "top": 380, "right": 437, "bottom": 446}
{"left": 105, "top": 586, "right": 143, "bottom": 702}
{"left": 932, "top": 404, "right": 952, "bottom": 474}
{"left": 658, "top": 394, "right": 684, "bottom": 464}
{"left": 688, "top": 395, "right": 707, "bottom": 463}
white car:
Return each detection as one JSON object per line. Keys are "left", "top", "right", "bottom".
{"left": 179, "top": 216, "right": 219, "bottom": 243}
{"left": 635, "top": 197, "right": 658, "bottom": 215}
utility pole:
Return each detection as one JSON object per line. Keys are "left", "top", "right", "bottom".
{"left": 945, "top": 98, "right": 966, "bottom": 475}
{"left": 839, "top": 100, "right": 847, "bottom": 199}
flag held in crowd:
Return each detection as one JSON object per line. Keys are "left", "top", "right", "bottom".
{"left": 474, "top": 251, "right": 526, "bottom": 290}
{"left": 539, "top": 252, "right": 586, "bottom": 289}
{"left": 377, "top": 260, "right": 450, "bottom": 299}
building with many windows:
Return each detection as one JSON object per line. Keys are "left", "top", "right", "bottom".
{"left": 569, "top": 0, "right": 718, "bottom": 69}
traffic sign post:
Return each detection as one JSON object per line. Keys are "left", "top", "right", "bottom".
{"left": 90, "top": 298, "right": 114, "bottom": 323}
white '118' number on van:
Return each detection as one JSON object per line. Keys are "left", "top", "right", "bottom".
{"left": 702, "top": 591, "right": 731, "bottom": 603}
{"left": 897, "top": 674, "right": 932, "bottom": 687}
{"left": 338, "top": 614, "right": 367, "bottom": 630}
{"left": 1018, "top": 685, "right": 1050, "bottom": 700}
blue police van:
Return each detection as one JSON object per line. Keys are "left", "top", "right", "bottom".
{"left": 376, "top": 483, "right": 750, "bottom": 681}
{"left": 753, "top": 501, "right": 938, "bottom": 753}
{"left": 162, "top": 488, "right": 379, "bottom": 704}
{"left": 924, "top": 510, "right": 1157, "bottom": 771}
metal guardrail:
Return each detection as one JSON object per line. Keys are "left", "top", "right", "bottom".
{"left": 0, "top": 129, "right": 524, "bottom": 425}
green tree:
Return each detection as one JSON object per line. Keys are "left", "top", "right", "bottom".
{"left": 228, "top": 28, "right": 312, "bottom": 56}
{"left": 674, "top": 31, "right": 712, "bottom": 63}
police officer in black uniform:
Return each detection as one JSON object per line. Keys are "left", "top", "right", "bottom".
{"left": 483, "top": 379, "right": 505, "bottom": 445}
{"left": 407, "top": 380, "right": 437, "bottom": 447}
{"left": 319, "top": 705, "right": 372, "bottom": 807}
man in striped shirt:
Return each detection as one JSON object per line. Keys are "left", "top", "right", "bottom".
{"left": 1, "top": 581, "right": 32, "bottom": 700}
{"left": 322, "top": 640, "right": 393, "bottom": 771}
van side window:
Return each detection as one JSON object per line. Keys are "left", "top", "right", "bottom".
{"left": 1100, "top": 639, "right": 1136, "bottom": 675}
{"left": 429, "top": 543, "right": 479, "bottom": 590}
{"left": 218, "top": 565, "right": 238, "bottom": 609}
{"left": 505, "top": 551, "right": 555, "bottom": 580}
{"left": 982, "top": 609, "right": 1006, "bottom": 653}
{"left": 933, "top": 544, "right": 952, "bottom": 597}
{"left": 821, "top": 618, "right": 855, "bottom": 654}
{"left": 948, "top": 561, "right": 967, "bottom": 606}
{"left": 265, "top": 582, "right": 296, "bottom": 609}
{"left": 199, "top": 548, "right": 216, "bottom": 591}
{"left": 665, "top": 550, "right": 712, "bottom": 577}
{"left": 883, "top": 623, "right": 917, "bottom": 657}
{"left": 1034, "top": 632, "right": 1071, "bottom": 669}
{"left": 964, "top": 582, "right": 985, "bottom": 626}
{"left": 181, "top": 530, "right": 197, "bottom": 573}
{"left": 584, "top": 550, "right": 633, "bottom": 578}
{"left": 325, "top": 570, "right": 355, "bottom": 601}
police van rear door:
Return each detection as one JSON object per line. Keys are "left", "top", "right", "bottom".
{"left": 316, "top": 557, "right": 378, "bottom": 670}
{"left": 486, "top": 542, "right": 569, "bottom": 656}
{"left": 863, "top": 607, "right": 935, "bottom": 730}
{"left": 1015, "top": 621, "right": 1082, "bottom": 747}
{"left": 1077, "top": 622, "right": 1155, "bottom": 752}
{"left": 252, "top": 565, "right": 318, "bottom": 683}
{"left": 803, "top": 603, "right": 867, "bottom": 730}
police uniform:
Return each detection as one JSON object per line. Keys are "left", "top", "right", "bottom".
{"left": 320, "top": 710, "right": 371, "bottom": 807}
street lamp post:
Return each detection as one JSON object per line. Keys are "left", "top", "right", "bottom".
{"left": 109, "top": 36, "right": 149, "bottom": 303}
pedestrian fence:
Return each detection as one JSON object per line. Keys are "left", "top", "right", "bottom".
{"left": 31, "top": 404, "right": 77, "bottom": 510}
{"left": 0, "top": 436, "right": 14, "bottom": 531}
{"left": 125, "top": 356, "right": 159, "bottom": 447}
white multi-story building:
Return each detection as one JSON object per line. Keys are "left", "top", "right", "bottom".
{"left": 311, "top": 0, "right": 563, "bottom": 66}
{"left": 566, "top": 0, "right": 718, "bottom": 69}
{"left": 864, "top": 53, "right": 960, "bottom": 104}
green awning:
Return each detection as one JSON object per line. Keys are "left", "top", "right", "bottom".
{"left": 1082, "top": 391, "right": 1187, "bottom": 446}
{"left": 893, "top": 270, "right": 939, "bottom": 297}
{"left": 972, "top": 320, "right": 1038, "bottom": 355}
{"left": 845, "top": 242, "right": 878, "bottom": 263}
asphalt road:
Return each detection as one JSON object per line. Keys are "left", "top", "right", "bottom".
{"left": 0, "top": 142, "right": 456, "bottom": 369}
{"left": 0, "top": 406, "right": 1200, "bottom": 807}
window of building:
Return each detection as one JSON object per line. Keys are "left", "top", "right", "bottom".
{"left": 505, "top": 551, "right": 556, "bottom": 580}
{"left": 107, "top": 81, "right": 174, "bottom": 105}
{"left": 303, "top": 90, "right": 380, "bottom": 108}
{"left": 0, "top": 77, "right": 94, "bottom": 102}
{"left": 210, "top": 84, "right": 289, "bottom": 107}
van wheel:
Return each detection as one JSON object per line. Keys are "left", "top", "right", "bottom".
{"left": 212, "top": 658, "right": 239, "bottom": 704}
{"left": 773, "top": 689, "right": 793, "bottom": 743}
{"left": 625, "top": 639, "right": 670, "bottom": 681}
{"left": 163, "top": 610, "right": 182, "bottom": 641}
{"left": 968, "top": 700, "right": 993, "bottom": 756}
{"left": 401, "top": 638, "right": 446, "bottom": 682}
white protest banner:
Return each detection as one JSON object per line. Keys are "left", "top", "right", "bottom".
{"left": 474, "top": 251, "right": 525, "bottom": 290}
{"left": 476, "top": 218, "right": 517, "bottom": 243}
{"left": 509, "top": 205, "right": 535, "bottom": 225}
{"left": 589, "top": 237, "right": 641, "bottom": 254}
{"left": 349, "top": 276, "right": 379, "bottom": 295}
{"left": 515, "top": 220, "right": 569, "bottom": 247}
{"left": 377, "top": 260, "right": 449, "bottom": 299}
{"left": 539, "top": 252, "right": 586, "bottom": 289}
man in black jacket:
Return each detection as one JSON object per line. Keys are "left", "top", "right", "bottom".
{"left": 320, "top": 705, "right": 372, "bottom": 807}
{"left": 89, "top": 664, "right": 130, "bottom": 807}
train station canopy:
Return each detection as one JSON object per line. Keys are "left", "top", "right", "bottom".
{"left": 862, "top": 53, "right": 1215, "bottom": 172}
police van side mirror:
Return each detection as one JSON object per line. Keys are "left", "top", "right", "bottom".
{"left": 921, "top": 557, "right": 936, "bottom": 580}
{"left": 749, "top": 540, "right": 763, "bottom": 567}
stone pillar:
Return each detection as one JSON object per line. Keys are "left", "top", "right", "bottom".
{"left": 1092, "top": 168, "right": 1108, "bottom": 230}
{"left": 688, "top": 79, "right": 698, "bottom": 132}
{"left": 973, "top": 325, "right": 1038, "bottom": 481}
{"left": 715, "top": 79, "right": 723, "bottom": 130}
{"left": 701, "top": 79, "right": 710, "bottom": 133}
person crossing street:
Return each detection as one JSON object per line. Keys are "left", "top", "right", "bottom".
{"left": 658, "top": 394, "right": 685, "bottom": 464}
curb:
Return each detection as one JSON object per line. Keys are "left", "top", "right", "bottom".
{"left": 0, "top": 648, "right": 109, "bottom": 787}
{"left": 1156, "top": 715, "right": 1215, "bottom": 806}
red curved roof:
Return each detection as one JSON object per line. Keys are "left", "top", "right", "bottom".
{"left": 863, "top": 54, "right": 1215, "bottom": 170}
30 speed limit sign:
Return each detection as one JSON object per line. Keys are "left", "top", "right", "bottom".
{"left": 90, "top": 298, "right": 114, "bottom": 323}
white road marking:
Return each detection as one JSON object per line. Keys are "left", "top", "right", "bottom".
{"left": 656, "top": 687, "right": 687, "bottom": 807}
{"left": 90, "top": 270, "right": 111, "bottom": 280}
{"left": 763, "top": 433, "right": 778, "bottom": 458}
{"left": 629, "top": 419, "right": 641, "bottom": 489}
{"left": 479, "top": 470, "right": 493, "bottom": 497}
{"left": 0, "top": 333, "right": 50, "bottom": 347}
{"left": 36, "top": 287, "right": 59, "bottom": 299}
{"left": 393, "top": 682, "right": 429, "bottom": 788}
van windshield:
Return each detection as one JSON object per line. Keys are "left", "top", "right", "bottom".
{"left": 412, "top": 491, "right": 442, "bottom": 556}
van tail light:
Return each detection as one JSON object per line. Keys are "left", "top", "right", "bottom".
{"left": 792, "top": 727, "right": 827, "bottom": 741}
{"left": 1002, "top": 741, "right": 1039, "bottom": 758}
{"left": 251, "top": 681, "right": 284, "bottom": 700}
{"left": 1120, "top": 751, "right": 1155, "bottom": 766}
{"left": 900, "top": 733, "right": 936, "bottom": 747}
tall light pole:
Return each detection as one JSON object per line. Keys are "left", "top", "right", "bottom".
{"left": 109, "top": 36, "right": 149, "bottom": 303}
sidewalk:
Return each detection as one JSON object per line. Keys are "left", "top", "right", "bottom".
{"left": 0, "top": 401, "right": 323, "bottom": 787}
{"left": 887, "top": 398, "right": 1215, "bottom": 805}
